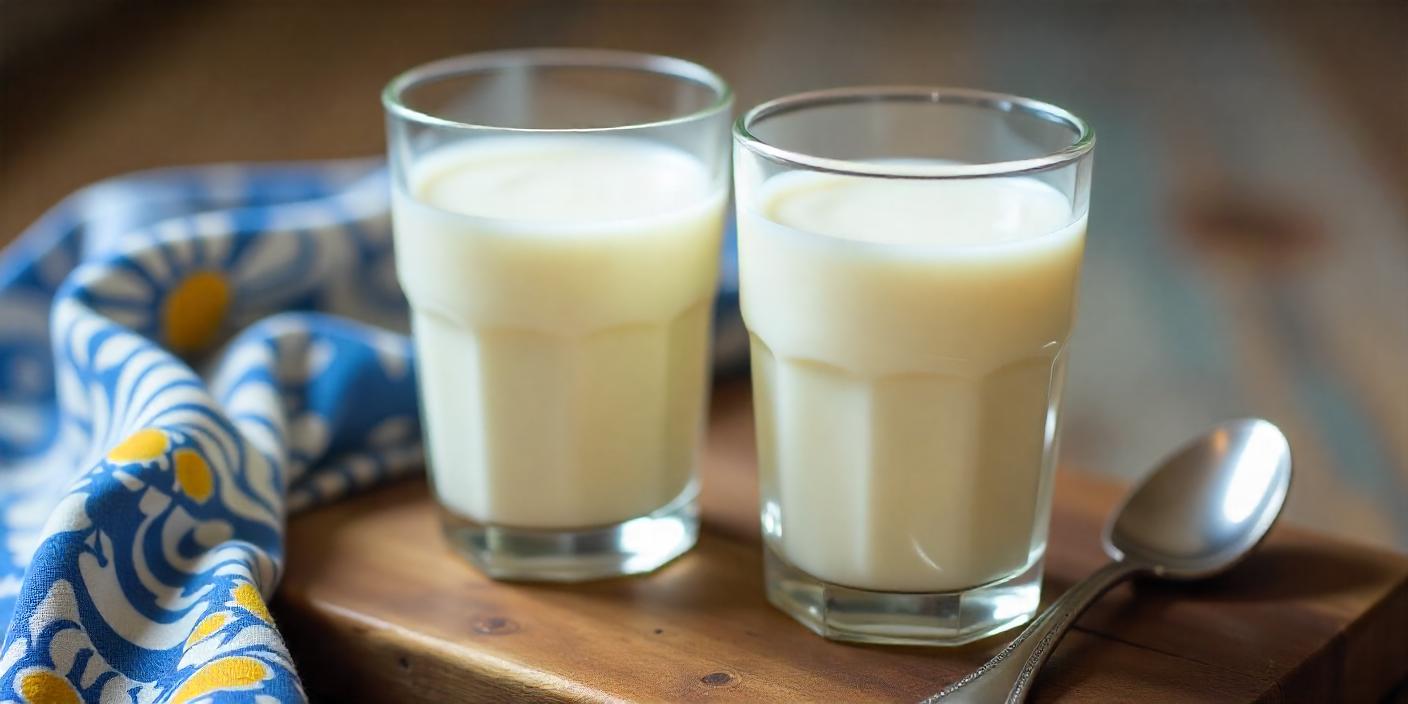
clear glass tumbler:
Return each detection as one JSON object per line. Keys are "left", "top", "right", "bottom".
{"left": 733, "top": 87, "right": 1094, "bottom": 644}
{"left": 384, "top": 49, "right": 732, "bottom": 581}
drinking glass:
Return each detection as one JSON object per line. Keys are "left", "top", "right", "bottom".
{"left": 733, "top": 87, "right": 1094, "bottom": 644}
{"left": 384, "top": 49, "right": 732, "bottom": 580}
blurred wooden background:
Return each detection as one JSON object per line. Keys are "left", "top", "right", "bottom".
{"left": 1, "top": 0, "right": 1405, "bottom": 551}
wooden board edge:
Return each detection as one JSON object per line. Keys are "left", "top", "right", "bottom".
{"left": 275, "top": 592, "right": 627, "bottom": 704}
{"left": 1280, "top": 568, "right": 1408, "bottom": 703}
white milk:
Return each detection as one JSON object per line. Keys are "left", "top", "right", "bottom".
{"left": 393, "top": 136, "right": 724, "bottom": 528}
{"left": 741, "top": 169, "right": 1085, "bottom": 592}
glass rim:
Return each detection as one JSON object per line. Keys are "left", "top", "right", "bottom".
{"left": 733, "top": 86, "right": 1095, "bottom": 179}
{"left": 382, "top": 48, "right": 734, "bottom": 133}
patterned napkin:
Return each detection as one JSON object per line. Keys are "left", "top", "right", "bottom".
{"left": 0, "top": 162, "right": 744, "bottom": 703}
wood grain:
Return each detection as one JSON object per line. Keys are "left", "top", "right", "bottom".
{"left": 276, "top": 381, "right": 1408, "bottom": 703}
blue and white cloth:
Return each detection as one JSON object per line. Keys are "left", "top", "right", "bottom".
{"left": 0, "top": 161, "right": 743, "bottom": 703}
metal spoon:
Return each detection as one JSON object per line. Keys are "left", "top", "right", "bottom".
{"left": 924, "top": 418, "right": 1292, "bottom": 703}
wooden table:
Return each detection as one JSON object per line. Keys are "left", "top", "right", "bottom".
{"left": 5, "top": 2, "right": 1406, "bottom": 699}
{"left": 275, "top": 382, "right": 1408, "bottom": 703}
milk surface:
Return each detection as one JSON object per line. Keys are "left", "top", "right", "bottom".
{"left": 742, "top": 168, "right": 1085, "bottom": 592}
{"left": 393, "top": 136, "right": 724, "bottom": 528}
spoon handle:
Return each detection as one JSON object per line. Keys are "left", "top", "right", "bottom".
{"left": 922, "top": 560, "right": 1141, "bottom": 704}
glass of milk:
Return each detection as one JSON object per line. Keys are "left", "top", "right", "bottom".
{"left": 734, "top": 87, "right": 1094, "bottom": 644}
{"left": 384, "top": 50, "right": 731, "bottom": 580}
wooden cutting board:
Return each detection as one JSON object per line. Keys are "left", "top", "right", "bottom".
{"left": 274, "top": 381, "right": 1408, "bottom": 703}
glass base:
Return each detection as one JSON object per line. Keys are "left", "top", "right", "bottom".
{"left": 439, "top": 488, "right": 699, "bottom": 582}
{"left": 764, "top": 545, "right": 1043, "bottom": 646}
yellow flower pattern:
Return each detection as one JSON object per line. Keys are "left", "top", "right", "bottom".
{"left": 106, "top": 429, "right": 169, "bottom": 464}
{"left": 169, "top": 657, "right": 270, "bottom": 704}
{"left": 232, "top": 582, "right": 274, "bottom": 625}
{"left": 162, "top": 271, "right": 230, "bottom": 352}
{"left": 18, "top": 670, "right": 80, "bottom": 704}
{"left": 173, "top": 449, "right": 215, "bottom": 503}
{"left": 184, "top": 612, "right": 229, "bottom": 649}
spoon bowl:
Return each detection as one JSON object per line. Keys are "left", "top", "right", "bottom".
{"left": 1106, "top": 418, "right": 1293, "bottom": 579}
{"left": 928, "top": 418, "right": 1293, "bottom": 703}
